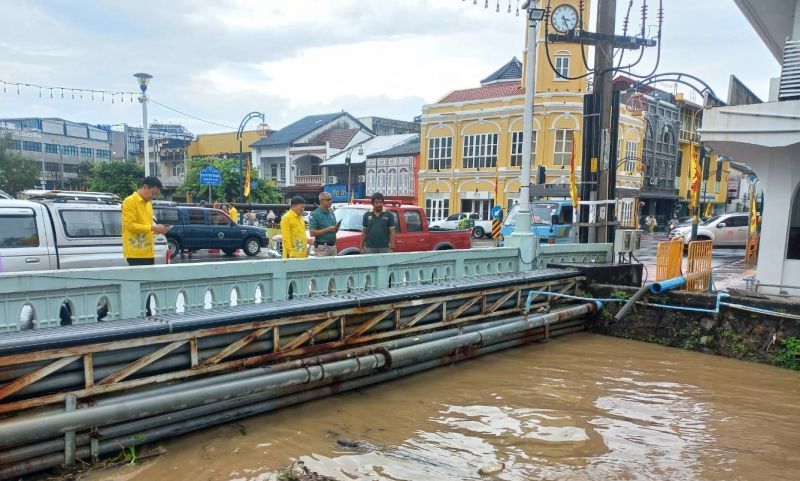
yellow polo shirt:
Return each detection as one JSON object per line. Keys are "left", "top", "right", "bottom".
{"left": 280, "top": 209, "right": 308, "bottom": 258}
{"left": 229, "top": 206, "right": 239, "bottom": 223}
{"left": 121, "top": 192, "right": 155, "bottom": 259}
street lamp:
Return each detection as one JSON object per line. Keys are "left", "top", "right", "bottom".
{"left": 506, "top": 0, "right": 545, "bottom": 262}
{"left": 237, "top": 112, "right": 266, "bottom": 202}
{"left": 345, "top": 145, "right": 364, "bottom": 203}
{"left": 134, "top": 73, "right": 153, "bottom": 177}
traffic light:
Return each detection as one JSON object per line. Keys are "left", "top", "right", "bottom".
{"left": 537, "top": 165, "right": 546, "bottom": 184}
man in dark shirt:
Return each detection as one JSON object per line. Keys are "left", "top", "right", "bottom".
{"left": 361, "top": 192, "right": 395, "bottom": 254}
{"left": 309, "top": 192, "right": 339, "bottom": 257}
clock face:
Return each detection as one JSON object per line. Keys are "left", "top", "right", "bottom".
{"left": 551, "top": 4, "right": 579, "bottom": 33}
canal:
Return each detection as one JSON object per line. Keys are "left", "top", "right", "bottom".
{"left": 81, "top": 333, "right": 799, "bottom": 481}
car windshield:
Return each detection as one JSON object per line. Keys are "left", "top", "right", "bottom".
{"left": 504, "top": 203, "right": 560, "bottom": 226}
{"left": 701, "top": 215, "right": 722, "bottom": 226}
{"left": 334, "top": 207, "right": 368, "bottom": 231}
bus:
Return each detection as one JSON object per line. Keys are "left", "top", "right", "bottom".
{"left": 500, "top": 200, "right": 574, "bottom": 242}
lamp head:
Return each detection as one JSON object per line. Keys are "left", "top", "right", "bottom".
{"left": 357, "top": 145, "right": 364, "bottom": 156}
{"left": 133, "top": 73, "right": 153, "bottom": 93}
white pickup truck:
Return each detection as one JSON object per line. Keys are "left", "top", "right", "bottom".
{"left": 0, "top": 197, "right": 168, "bottom": 273}
{"left": 429, "top": 212, "right": 492, "bottom": 239}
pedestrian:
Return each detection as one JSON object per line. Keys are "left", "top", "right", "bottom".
{"left": 267, "top": 209, "right": 276, "bottom": 226}
{"left": 122, "top": 176, "right": 170, "bottom": 266}
{"left": 646, "top": 214, "right": 657, "bottom": 235}
{"left": 212, "top": 201, "right": 221, "bottom": 210}
{"left": 360, "top": 192, "right": 395, "bottom": 254}
{"left": 668, "top": 216, "right": 679, "bottom": 232}
{"left": 309, "top": 192, "right": 339, "bottom": 257}
{"left": 228, "top": 202, "right": 239, "bottom": 223}
{"left": 280, "top": 196, "right": 308, "bottom": 258}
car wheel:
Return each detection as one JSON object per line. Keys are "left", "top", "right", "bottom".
{"left": 167, "top": 238, "right": 181, "bottom": 257}
{"left": 243, "top": 238, "right": 261, "bottom": 256}
{"left": 472, "top": 226, "right": 485, "bottom": 238}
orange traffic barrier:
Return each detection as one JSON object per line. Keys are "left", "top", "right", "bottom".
{"left": 685, "top": 240, "right": 713, "bottom": 292}
{"left": 655, "top": 238, "right": 683, "bottom": 281}
{"left": 745, "top": 234, "right": 760, "bottom": 265}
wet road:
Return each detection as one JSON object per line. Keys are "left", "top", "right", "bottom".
{"left": 81, "top": 333, "right": 799, "bottom": 481}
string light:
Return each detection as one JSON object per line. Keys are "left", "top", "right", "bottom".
{"left": 464, "top": 0, "right": 519, "bottom": 16}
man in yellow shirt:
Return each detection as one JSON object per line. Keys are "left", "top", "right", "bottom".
{"left": 228, "top": 202, "right": 239, "bottom": 223}
{"left": 280, "top": 196, "right": 308, "bottom": 258}
{"left": 122, "top": 176, "right": 170, "bottom": 266}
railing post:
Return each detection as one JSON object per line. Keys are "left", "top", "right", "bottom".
{"left": 64, "top": 393, "right": 77, "bottom": 467}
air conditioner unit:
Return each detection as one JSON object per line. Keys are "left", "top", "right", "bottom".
{"left": 327, "top": 176, "right": 338, "bottom": 184}
{"left": 357, "top": 175, "right": 366, "bottom": 183}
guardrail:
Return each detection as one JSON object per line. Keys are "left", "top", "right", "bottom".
{"left": 0, "top": 244, "right": 613, "bottom": 332}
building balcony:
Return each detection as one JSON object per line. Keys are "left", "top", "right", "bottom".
{"left": 680, "top": 129, "right": 700, "bottom": 143}
{"left": 294, "top": 174, "right": 323, "bottom": 185}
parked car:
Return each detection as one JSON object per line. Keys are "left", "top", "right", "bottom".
{"left": 270, "top": 203, "right": 472, "bottom": 255}
{"left": 0, "top": 196, "right": 168, "bottom": 272}
{"left": 153, "top": 205, "right": 268, "bottom": 257}
{"left": 0, "top": 189, "right": 11, "bottom": 200}
{"left": 501, "top": 200, "right": 574, "bottom": 242}
{"left": 669, "top": 213, "right": 751, "bottom": 248}
{"left": 429, "top": 212, "right": 492, "bottom": 238}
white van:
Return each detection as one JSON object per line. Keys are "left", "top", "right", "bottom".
{"left": 0, "top": 197, "right": 168, "bottom": 273}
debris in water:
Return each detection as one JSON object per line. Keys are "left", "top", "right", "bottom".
{"left": 336, "top": 438, "right": 361, "bottom": 449}
{"left": 478, "top": 463, "right": 505, "bottom": 476}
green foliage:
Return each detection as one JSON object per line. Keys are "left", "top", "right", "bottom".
{"left": 178, "top": 157, "right": 282, "bottom": 203}
{"left": 276, "top": 462, "right": 304, "bottom": 481}
{"left": 87, "top": 161, "right": 144, "bottom": 199}
{"left": 610, "top": 289, "right": 630, "bottom": 300}
{"left": 0, "top": 133, "right": 42, "bottom": 195}
{"left": 774, "top": 336, "right": 800, "bottom": 370}
{"left": 718, "top": 327, "right": 747, "bottom": 357}
{"left": 65, "top": 160, "right": 94, "bottom": 191}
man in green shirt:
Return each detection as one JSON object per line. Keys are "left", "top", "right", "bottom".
{"left": 361, "top": 192, "right": 395, "bottom": 254}
{"left": 309, "top": 192, "right": 339, "bottom": 257}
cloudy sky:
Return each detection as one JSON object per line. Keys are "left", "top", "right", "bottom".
{"left": 0, "top": 0, "right": 780, "bottom": 134}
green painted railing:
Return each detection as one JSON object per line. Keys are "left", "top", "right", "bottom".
{"left": 0, "top": 244, "right": 612, "bottom": 332}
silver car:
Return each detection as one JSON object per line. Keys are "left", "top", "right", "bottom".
{"left": 669, "top": 213, "right": 751, "bottom": 248}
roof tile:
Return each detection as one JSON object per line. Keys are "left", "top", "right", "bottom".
{"left": 437, "top": 81, "right": 524, "bottom": 104}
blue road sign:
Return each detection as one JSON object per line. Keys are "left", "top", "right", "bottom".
{"left": 491, "top": 205, "right": 504, "bottom": 220}
{"left": 200, "top": 166, "right": 222, "bottom": 186}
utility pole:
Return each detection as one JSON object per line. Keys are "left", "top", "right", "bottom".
{"left": 593, "top": 0, "right": 616, "bottom": 244}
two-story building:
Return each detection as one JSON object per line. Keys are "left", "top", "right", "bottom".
{"left": 418, "top": 0, "right": 645, "bottom": 224}
{"left": 250, "top": 112, "right": 373, "bottom": 202}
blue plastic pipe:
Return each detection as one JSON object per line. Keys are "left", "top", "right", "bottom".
{"left": 650, "top": 276, "right": 687, "bottom": 294}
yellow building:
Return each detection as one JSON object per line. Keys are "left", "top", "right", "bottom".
{"left": 418, "top": 0, "right": 645, "bottom": 225}
{"left": 188, "top": 130, "right": 268, "bottom": 161}
{"left": 675, "top": 95, "right": 730, "bottom": 216}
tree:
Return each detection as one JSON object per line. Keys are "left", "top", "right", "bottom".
{"left": 88, "top": 161, "right": 144, "bottom": 198}
{"left": 178, "top": 156, "right": 282, "bottom": 203}
{"left": 0, "top": 133, "right": 42, "bottom": 196}
{"left": 65, "top": 160, "right": 93, "bottom": 191}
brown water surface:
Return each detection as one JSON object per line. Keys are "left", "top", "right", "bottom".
{"left": 82, "top": 334, "right": 800, "bottom": 481}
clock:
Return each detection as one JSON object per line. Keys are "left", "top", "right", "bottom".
{"left": 551, "top": 4, "right": 579, "bottom": 33}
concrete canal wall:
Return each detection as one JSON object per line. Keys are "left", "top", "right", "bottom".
{"left": 588, "top": 284, "right": 800, "bottom": 370}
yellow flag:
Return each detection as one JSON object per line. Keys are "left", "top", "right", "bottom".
{"left": 690, "top": 144, "right": 701, "bottom": 210}
{"left": 704, "top": 201, "right": 713, "bottom": 218}
{"left": 569, "top": 146, "right": 579, "bottom": 208}
{"left": 749, "top": 186, "right": 758, "bottom": 233}
{"left": 243, "top": 159, "right": 251, "bottom": 198}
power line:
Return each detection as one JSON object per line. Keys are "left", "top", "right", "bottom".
{"left": 148, "top": 99, "right": 236, "bottom": 130}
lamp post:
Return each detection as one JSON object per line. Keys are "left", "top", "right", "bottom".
{"left": 344, "top": 145, "right": 364, "bottom": 203}
{"left": 236, "top": 112, "right": 266, "bottom": 202}
{"left": 134, "top": 73, "right": 153, "bottom": 177}
{"left": 506, "top": 1, "right": 545, "bottom": 263}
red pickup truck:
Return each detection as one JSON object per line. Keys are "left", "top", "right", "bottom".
{"left": 271, "top": 203, "right": 472, "bottom": 255}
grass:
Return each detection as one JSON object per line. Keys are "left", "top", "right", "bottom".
{"left": 774, "top": 336, "right": 800, "bottom": 370}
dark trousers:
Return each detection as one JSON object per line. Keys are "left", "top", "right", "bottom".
{"left": 127, "top": 258, "right": 155, "bottom": 266}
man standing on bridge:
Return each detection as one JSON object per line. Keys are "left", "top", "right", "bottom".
{"left": 281, "top": 196, "right": 308, "bottom": 259}
{"left": 122, "top": 176, "right": 170, "bottom": 266}
{"left": 360, "top": 192, "right": 395, "bottom": 254}
{"left": 309, "top": 192, "right": 339, "bottom": 257}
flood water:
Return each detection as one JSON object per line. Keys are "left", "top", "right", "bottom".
{"left": 83, "top": 333, "right": 800, "bottom": 481}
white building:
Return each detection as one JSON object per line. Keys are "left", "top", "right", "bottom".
{"left": 700, "top": 0, "right": 800, "bottom": 295}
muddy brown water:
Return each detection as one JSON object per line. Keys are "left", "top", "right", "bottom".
{"left": 80, "top": 333, "right": 800, "bottom": 481}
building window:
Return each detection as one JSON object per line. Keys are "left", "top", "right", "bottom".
{"left": 553, "top": 129, "right": 574, "bottom": 166}
{"left": 624, "top": 141, "right": 637, "bottom": 172}
{"left": 462, "top": 133, "right": 498, "bottom": 169}
{"left": 377, "top": 169, "right": 386, "bottom": 190}
{"left": 62, "top": 146, "right": 78, "bottom": 156}
{"left": 270, "top": 164, "right": 278, "bottom": 179}
{"left": 279, "top": 164, "right": 286, "bottom": 181}
{"left": 62, "top": 164, "right": 78, "bottom": 173}
{"left": 172, "top": 162, "right": 185, "bottom": 177}
{"left": 554, "top": 55, "right": 570, "bottom": 79}
{"left": 461, "top": 199, "right": 492, "bottom": 220}
{"left": 9, "top": 139, "right": 22, "bottom": 150}
{"left": 506, "top": 193, "right": 519, "bottom": 213}
{"left": 44, "top": 143, "right": 59, "bottom": 154}
{"left": 22, "top": 141, "right": 41, "bottom": 152}
{"left": 425, "top": 195, "right": 450, "bottom": 222}
{"left": 510, "top": 131, "right": 536, "bottom": 167}
{"left": 427, "top": 136, "right": 452, "bottom": 170}
{"left": 788, "top": 187, "right": 800, "bottom": 260}
{"left": 45, "top": 162, "right": 60, "bottom": 172}
{"left": 80, "top": 147, "right": 93, "bottom": 158}
{"left": 388, "top": 169, "right": 397, "bottom": 194}
{"left": 618, "top": 200, "right": 634, "bottom": 227}
{"left": 95, "top": 149, "right": 110, "bottom": 160}
{"left": 399, "top": 168, "right": 410, "bottom": 195}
